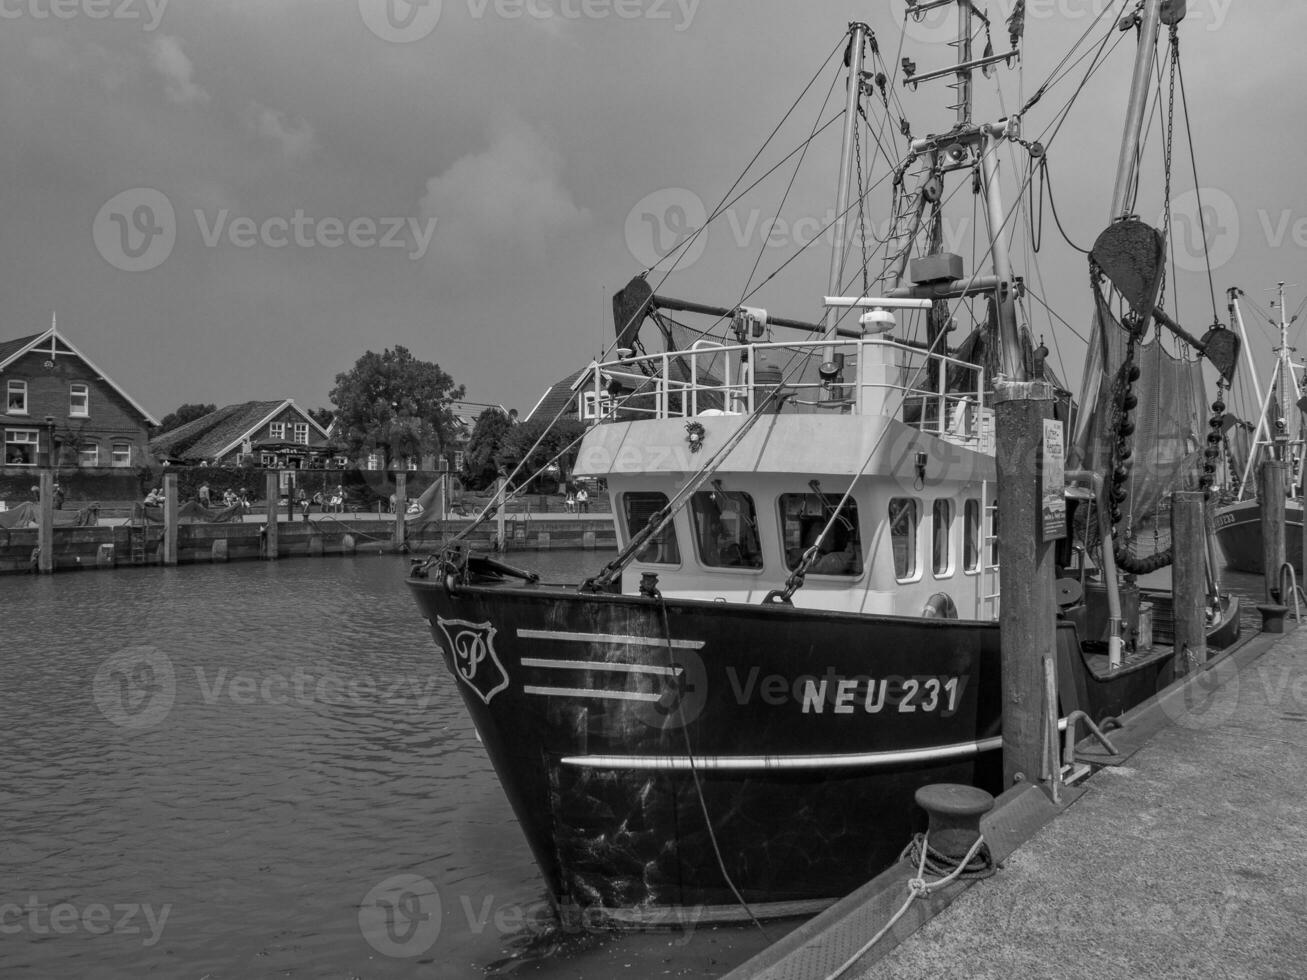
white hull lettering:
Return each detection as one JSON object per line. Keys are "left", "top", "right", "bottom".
{"left": 800, "top": 675, "right": 967, "bottom": 716}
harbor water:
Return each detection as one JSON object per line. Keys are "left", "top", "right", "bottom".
{"left": 0, "top": 551, "right": 779, "bottom": 979}
{"left": 1, "top": 551, "right": 1268, "bottom": 979}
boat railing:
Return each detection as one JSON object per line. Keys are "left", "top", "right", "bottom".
{"left": 580, "top": 337, "right": 991, "bottom": 449}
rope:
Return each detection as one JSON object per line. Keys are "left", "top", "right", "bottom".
{"left": 315, "top": 511, "right": 392, "bottom": 542}
{"left": 824, "top": 833, "right": 994, "bottom": 980}
{"left": 657, "top": 598, "right": 768, "bottom": 937}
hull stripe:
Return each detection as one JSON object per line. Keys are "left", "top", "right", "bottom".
{"left": 517, "top": 629, "right": 704, "bottom": 650}
{"left": 523, "top": 685, "right": 664, "bottom": 703}
{"left": 521, "top": 657, "right": 683, "bottom": 677}
{"left": 560, "top": 736, "right": 1004, "bottom": 770}
{"left": 559, "top": 718, "right": 1071, "bottom": 770}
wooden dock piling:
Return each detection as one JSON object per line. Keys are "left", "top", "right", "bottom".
{"left": 994, "top": 380, "right": 1058, "bottom": 792}
{"left": 1260, "top": 459, "right": 1287, "bottom": 602}
{"left": 1171, "top": 491, "right": 1207, "bottom": 674}
{"left": 394, "top": 473, "right": 407, "bottom": 550}
{"left": 163, "top": 472, "right": 179, "bottom": 566}
{"left": 265, "top": 470, "right": 280, "bottom": 560}
{"left": 37, "top": 469, "right": 54, "bottom": 574}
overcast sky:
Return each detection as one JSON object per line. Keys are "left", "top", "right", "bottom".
{"left": 1, "top": 0, "right": 1302, "bottom": 421}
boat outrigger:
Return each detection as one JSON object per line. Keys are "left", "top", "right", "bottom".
{"left": 410, "top": 0, "right": 1241, "bottom": 923}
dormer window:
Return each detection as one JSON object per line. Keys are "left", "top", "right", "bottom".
{"left": 270, "top": 422, "right": 286, "bottom": 440}
{"left": 7, "top": 380, "right": 27, "bottom": 415}
{"left": 293, "top": 422, "right": 308, "bottom": 445}
{"left": 70, "top": 383, "right": 89, "bottom": 417}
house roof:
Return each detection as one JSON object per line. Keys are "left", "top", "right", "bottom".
{"left": 525, "top": 368, "right": 591, "bottom": 423}
{"left": 149, "top": 399, "right": 331, "bottom": 461}
{"left": 0, "top": 321, "right": 159, "bottom": 425}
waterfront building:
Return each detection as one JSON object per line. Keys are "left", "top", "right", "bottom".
{"left": 0, "top": 316, "right": 158, "bottom": 470}
{"left": 150, "top": 399, "right": 336, "bottom": 469}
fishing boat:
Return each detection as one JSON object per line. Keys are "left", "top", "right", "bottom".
{"left": 409, "top": 1, "right": 1241, "bottom": 923}
{"left": 1213, "top": 283, "right": 1305, "bottom": 574}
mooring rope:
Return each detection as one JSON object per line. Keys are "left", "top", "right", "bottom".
{"left": 823, "top": 833, "right": 994, "bottom": 980}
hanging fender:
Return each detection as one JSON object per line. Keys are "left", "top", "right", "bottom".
{"left": 921, "top": 593, "right": 958, "bottom": 619}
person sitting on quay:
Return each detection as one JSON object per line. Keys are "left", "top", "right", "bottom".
{"left": 144, "top": 487, "right": 163, "bottom": 507}
{"left": 575, "top": 486, "right": 589, "bottom": 514}
{"left": 198, "top": 482, "right": 212, "bottom": 508}
{"left": 564, "top": 487, "right": 576, "bottom": 513}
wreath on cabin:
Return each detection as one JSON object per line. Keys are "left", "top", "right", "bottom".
{"left": 684, "top": 421, "right": 706, "bottom": 453}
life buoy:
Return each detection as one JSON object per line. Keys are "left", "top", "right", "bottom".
{"left": 921, "top": 593, "right": 958, "bottom": 619}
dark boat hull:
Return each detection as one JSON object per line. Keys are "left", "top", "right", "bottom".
{"left": 408, "top": 574, "right": 1240, "bottom": 922}
{"left": 1214, "top": 498, "right": 1303, "bottom": 574}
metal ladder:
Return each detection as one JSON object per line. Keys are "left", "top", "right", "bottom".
{"left": 980, "top": 485, "right": 1000, "bottom": 620}
{"left": 128, "top": 508, "right": 148, "bottom": 564}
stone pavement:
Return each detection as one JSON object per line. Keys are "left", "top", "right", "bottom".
{"left": 855, "top": 628, "right": 1307, "bottom": 980}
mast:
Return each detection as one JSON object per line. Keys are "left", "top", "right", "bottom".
{"left": 897, "top": 1, "right": 1024, "bottom": 377}
{"left": 823, "top": 23, "right": 869, "bottom": 341}
{"left": 1109, "top": 1, "right": 1164, "bottom": 219}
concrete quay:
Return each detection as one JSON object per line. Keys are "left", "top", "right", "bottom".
{"left": 730, "top": 624, "right": 1307, "bottom": 980}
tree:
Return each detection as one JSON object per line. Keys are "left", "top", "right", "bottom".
{"left": 498, "top": 416, "right": 586, "bottom": 491}
{"left": 461, "top": 407, "right": 512, "bottom": 491}
{"left": 329, "top": 346, "right": 465, "bottom": 470}
{"left": 307, "top": 406, "right": 335, "bottom": 430}
{"left": 156, "top": 402, "right": 216, "bottom": 434}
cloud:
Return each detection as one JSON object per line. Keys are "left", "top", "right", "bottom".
{"left": 418, "top": 117, "right": 589, "bottom": 266}
{"left": 246, "top": 102, "right": 318, "bottom": 162}
{"left": 149, "top": 35, "right": 208, "bottom": 105}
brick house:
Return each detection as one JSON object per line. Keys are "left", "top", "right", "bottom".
{"left": 150, "top": 399, "right": 336, "bottom": 468}
{"left": 525, "top": 366, "right": 613, "bottom": 424}
{"left": 0, "top": 318, "right": 158, "bottom": 470}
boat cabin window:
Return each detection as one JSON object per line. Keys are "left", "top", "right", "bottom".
{"left": 779, "top": 493, "right": 862, "bottom": 576}
{"left": 621, "top": 491, "right": 680, "bottom": 564}
{"left": 889, "top": 498, "right": 919, "bottom": 581}
{"left": 932, "top": 500, "right": 953, "bottom": 577}
{"left": 691, "top": 491, "right": 763, "bottom": 568}
{"left": 964, "top": 499, "right": 981, "bottom": 573}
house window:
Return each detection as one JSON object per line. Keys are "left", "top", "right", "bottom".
{"left": 581, "top": 390, "right": 614, "bottom": 420}
{"left": 453, "top": 451, "right": 465, "bottom": 471}
{"left": 889, "top": 498, "right": 920, "bottom": 582}
{"left": 366, "top": 453, "right": 380, "bottom": 471}
{"left": 6, "top": 380, "right": 27, "bottom": 415}
{"left": 932, "top": 500, "right": 953, "bottom": 577}
{"left": 332, "top": 455, "right": 349, "bottom": 468}
{"left": 270, "top": 422, "right": 286, "bottom": 440}
{"left": 70, "top": 383, "right": 89, "bottom": 417}
{"left": 622, "top": 491, "right": 680, "bottom": 565}
{"left": 293, "top": 422, "right": 308, "bottom": 445}
{"left": 79, "top": 442, "right": 99, "bottom": 467}
{"left": 690, "top": 490, "right": 762, "bottom": 569}
{"left": 964, "top": 499, "right": 981, "bottom": 573}
{"left": 260, "top": 453, "right": 277, "bottom": 466}
{"left": 4, "top": 428, "right": 38, "bottom": 465}
{"left": 779, "top": 492, "right": 861, "bottom": 575}
{"left": 111, "top": 442, "right": 132, "bottom": 468}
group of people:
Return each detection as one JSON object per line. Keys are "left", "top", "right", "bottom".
{"left": 562, "top": 485, "right": 590, "bottom": 513}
